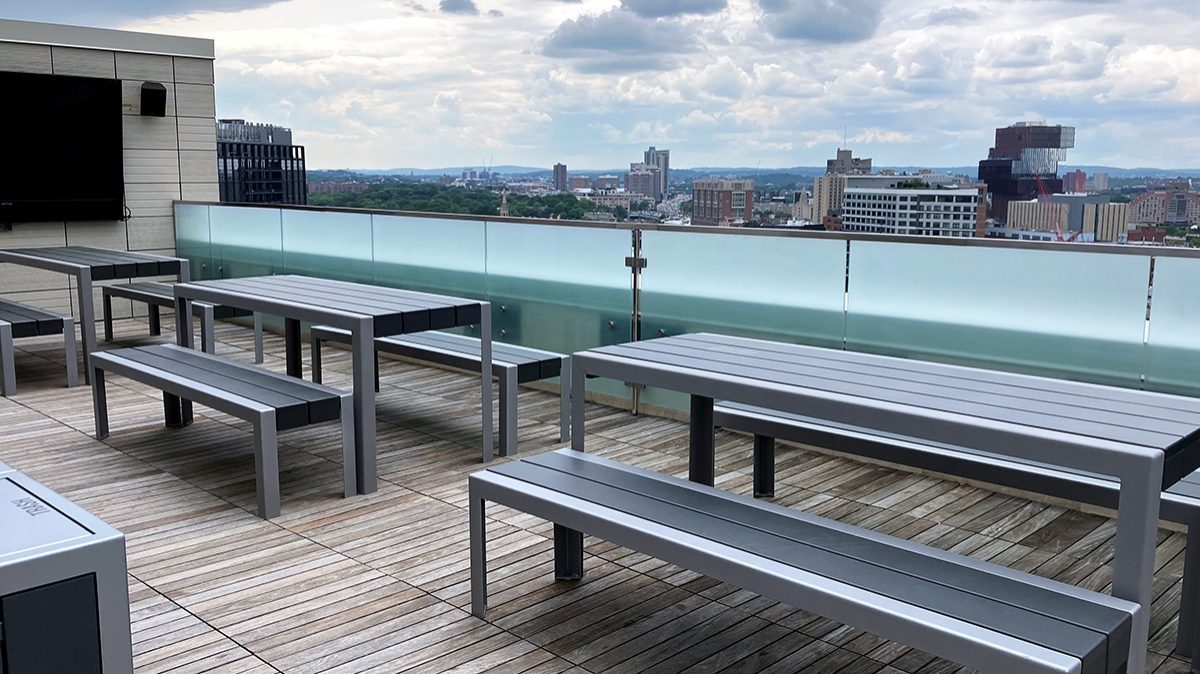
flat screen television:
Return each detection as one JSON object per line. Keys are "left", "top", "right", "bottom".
{"left": 0, "top": 72, "right": 124, "bottom": 224}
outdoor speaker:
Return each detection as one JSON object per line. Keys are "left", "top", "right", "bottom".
{"left": 140, "top": 82, "right": 167, "bottom": 117}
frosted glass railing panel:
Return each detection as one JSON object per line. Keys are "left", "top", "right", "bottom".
{"left": 640, "top": 231, "right": 846, "bottom": 345}
{"left": 281, "top": 209, "right": 373, "bottom": 282}
{"left": 372, "top": 215, "right": 486, "bottom": 298}
{"left": 639, "top": 230, "right": 847, "bottom": 410}
{"left": 846, "top": 241, "right": 1149, "bottom": 387}
{"left": 208, "top": 206, "right": 283, "bottom": 278}
{"left": 486, "top": 221, "right": 632, "bottom": 402}
{"left": 174, "top": 204, "right": 213, "bottom": 280}
{"left": 1146, "top": 257, "right": 1200, "bottom": 396}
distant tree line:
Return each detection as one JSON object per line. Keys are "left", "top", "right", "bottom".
{"left": 308, "top": 183, "right": 618, "bottom": 220}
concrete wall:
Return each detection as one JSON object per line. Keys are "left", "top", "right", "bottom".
{"left": 0, "top": 20, "right": 216, "bottom": 322}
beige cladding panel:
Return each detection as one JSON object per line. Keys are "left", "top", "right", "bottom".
{"left": 115, "top": 51, "right": 174, "bottom": 81}
{"left": 127, "top": 216, "right": 177, "bottom": 251}
{"left": 174, "top": 83, "right": 215, "bottom": 118}
{"left": 122, "top": 114, "right": 180, "bottom": 150}
{"left": 177, "top": 116, "right": 217, "bottom": 151}
{"left": 50, "top": 46, "right": 116, "bottom": 78}
{"left": 179, "top": 149, "right": 217, "bottom": 183}
{"left": 173, "top": 56, "right": 214, "bottom": 85}
{"left": 0, "top": 42, "right": 52, "bottom": 73}
{"left": 124, "top": 148, "right": 182, "bottom": 184}
{"left": 66, "top": 220, "right": 128, "bottom": 249}
{"left": 180, "top": 183, "right": 219, "bottom": 202}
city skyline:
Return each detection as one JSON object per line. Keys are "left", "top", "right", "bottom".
{"left": 5, "top": 0, "right": 1197, "bottom": 170}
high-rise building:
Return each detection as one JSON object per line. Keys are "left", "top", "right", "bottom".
{"left": 217, "top": 119, "right": 307, "bottom": 205}
{"left": 811, "top": 174, "right": 847, "bottom": 222}
{"left": 626, "top": 163, "right": 661, "bottom": 202}
{"left": 826, "top": 148, "right": 871, "bottom": 175}
{"left": 553, "top": 163, "right": 567, "bottom": 192}
{"left": 569, "top": 175, "right": 591, "bottom": 190}
{"left": 691, "top": 179, "right": 754, "bottom": 227}
{"left": 1063, "top": 169, "right": 1087, "bottom": 193}
{"left": 978, "top": 121, "right": 1075, "bottom": 220}
{"left": 643, "top": 146, "right": 670, "bottom": 198}
{"left": 841, "top": 185, "right": 985, "bottom": 237}
{"left": 1129, "top": 182, "right": 1200, "bottom": 226}
{"left": 1092, "top": 172, "right": 1110, "bottom": 192}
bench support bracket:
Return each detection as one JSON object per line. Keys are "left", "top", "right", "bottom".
{"left": 689, "top": 395, "right": 715, "bottom": 486}
{"left": 554, "top": 524, "right": 584, "bottom": 581}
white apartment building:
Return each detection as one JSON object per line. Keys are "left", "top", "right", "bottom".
{"left": 841, "top": 187, "right": 983, "bottom": 237}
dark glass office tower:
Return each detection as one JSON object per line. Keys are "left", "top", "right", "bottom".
{"left": 978, "top": 122, "right": 1074, "bottom": 220}
{"left": 217, "top": 119, "right": 307, "bottom": 205}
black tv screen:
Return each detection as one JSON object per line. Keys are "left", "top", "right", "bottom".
{"left": 0, "top": 72, "right": 124, "bottom": 223}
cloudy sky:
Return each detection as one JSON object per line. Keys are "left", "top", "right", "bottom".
{"left": 7, "top": 0, "right": 1198, "bottom": 169}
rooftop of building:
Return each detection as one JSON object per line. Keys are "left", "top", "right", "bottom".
{"left": 2, "top": 317, "right": 1192, "bottom": 674}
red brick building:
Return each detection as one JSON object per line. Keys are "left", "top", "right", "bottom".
{"left": 691, "top": 179, "right": 754, "bottom": 227}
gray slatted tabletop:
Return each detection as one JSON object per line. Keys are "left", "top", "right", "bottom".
{"left": 172, "top": 274, "right": 492, "bottom": 494}
{"left": 0, "top": 246, "right": 188, "bottom": 383}
{"left": 569, "top": 331, "right": 1200, "bottom": 674}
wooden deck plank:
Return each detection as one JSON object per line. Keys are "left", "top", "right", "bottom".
{"left": 0, "top": 319, "right": 1190, "bottom": 673}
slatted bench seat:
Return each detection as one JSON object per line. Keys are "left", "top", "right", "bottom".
{"left": 90, "top": 344, "right": 353, "bottom": 519}
{"left": 102, "top": 282, "right": 263, "bottom": 362}
{"left": 714, "top": 400, "right": 1200, "bottom": 660}
{"left": 310, "top": 325, "right": 569, "bottom": 456}
{"left": 0, "top": 298, "right": 77, "bottom": 396}
{"left": 470, "top": 449, "right": 1140, "bottom": 674}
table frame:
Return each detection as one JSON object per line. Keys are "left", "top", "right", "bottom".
{"left": 0, "top": 248, "right": 188, "bottom": 384}
{"left": 570, "top": 345, "right": 1166, "bottom": 674}
{"left": 172, "top": 277, "right": 493, "bottom": 494}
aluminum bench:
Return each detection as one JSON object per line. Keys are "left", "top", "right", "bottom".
{"left": 0, "top": 298, "right": 78, "bottom": 396}
{"left": 714, "top": 400, "right": 1200, "bottom": 662}
{"left": 90, "top": 344, "right": 353, "bottom": 519}
{"left": 470, "top": 449, "right": 1140, "bottom": 674}
{"left": 310, "top": 326, "right": 569, "bottom": 456}
{"left": 102, "top": 282, "right": 263, "bottom": 362}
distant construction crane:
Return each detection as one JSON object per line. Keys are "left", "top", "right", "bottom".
{"left": 1034, "top": 173, "right": 1081, "bottom": 242}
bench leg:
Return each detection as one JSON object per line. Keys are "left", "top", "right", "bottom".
{"left": 571, "top": 354, "right": 586, "bottom": 452}
{"left": 689, "top": 395, "right": 716, "bottom": 486}
{"left": 499, "top": 365, "right": 517, "bottom": 457}
{"left": 339, "top": 394, "right": 355, "bottom": 499}
{"left": 63, "top": 318, "right": 78, "bottom": 388}
{"left": 199, "top": 304, "right": 215, "bottom": 354}
{"left": 148, "top": 304, "right": 161, "bottom": 336}
{"left": 253, "top": 312, "right": 263, "bottom": 364}
{"left": 0, "top": 322, "right": 14, "bottom": 396}
{"left": 470, "top": 490, "right": 488, "bottom": 617}
{"left": 559, "top": 357, "right": 571, "bottom": 443}
{"left": 91, "top": 366, "right": 108, "bottom": 439}
{"left": 285, "top": 318, "right": 302, "bottom": 378}
{"left": 310, "top": 332, "right": 324, "bottom": 383}
{"left": 753, "top": 434, "right": 775, "bottom": 498}
{"left": 1178, "top": 514, "right": 1200, "bottom": 663}
{"left": 174, "top": 296, "right": 194, "bottom": 424}
{"left": 554, "top": 524, "right": 584, "bottom": 581}
{"left": 102, "top": 293, "right": 114, "bottom": 343}
{"left": 254, "top": 411, "right": 281, "bottom": 519}
{"left": 163, "top": 393, "right": 190, "bottom": 427}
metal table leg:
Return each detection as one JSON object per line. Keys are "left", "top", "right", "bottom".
{"left": 284, "top": 317, "right": 302, "bottom": 378}
{"left": 352, "top": 317, "right": 376, "bottom": 494}
{"left": 689, "top": 394, "right": 715, "bottom": 486}
{"left": 76, "top": 268, "right": 96, "bottom": 385}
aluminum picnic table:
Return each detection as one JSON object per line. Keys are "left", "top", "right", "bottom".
{"left": 569, "top": 331, "right": 1200, "bottom": 673}
{"left": 0, "top": 246, "right": 187, "bottom": 383}
{"left": 172, "top": 274, "right": 493, "bottom": 494}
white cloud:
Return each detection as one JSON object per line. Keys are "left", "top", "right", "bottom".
{"left": 81, "top": 0, "right": 1196, "bottom": 169}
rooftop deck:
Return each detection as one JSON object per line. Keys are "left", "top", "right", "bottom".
{"left": 1, "top": 319, "right": 1194, "bottom": 674}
